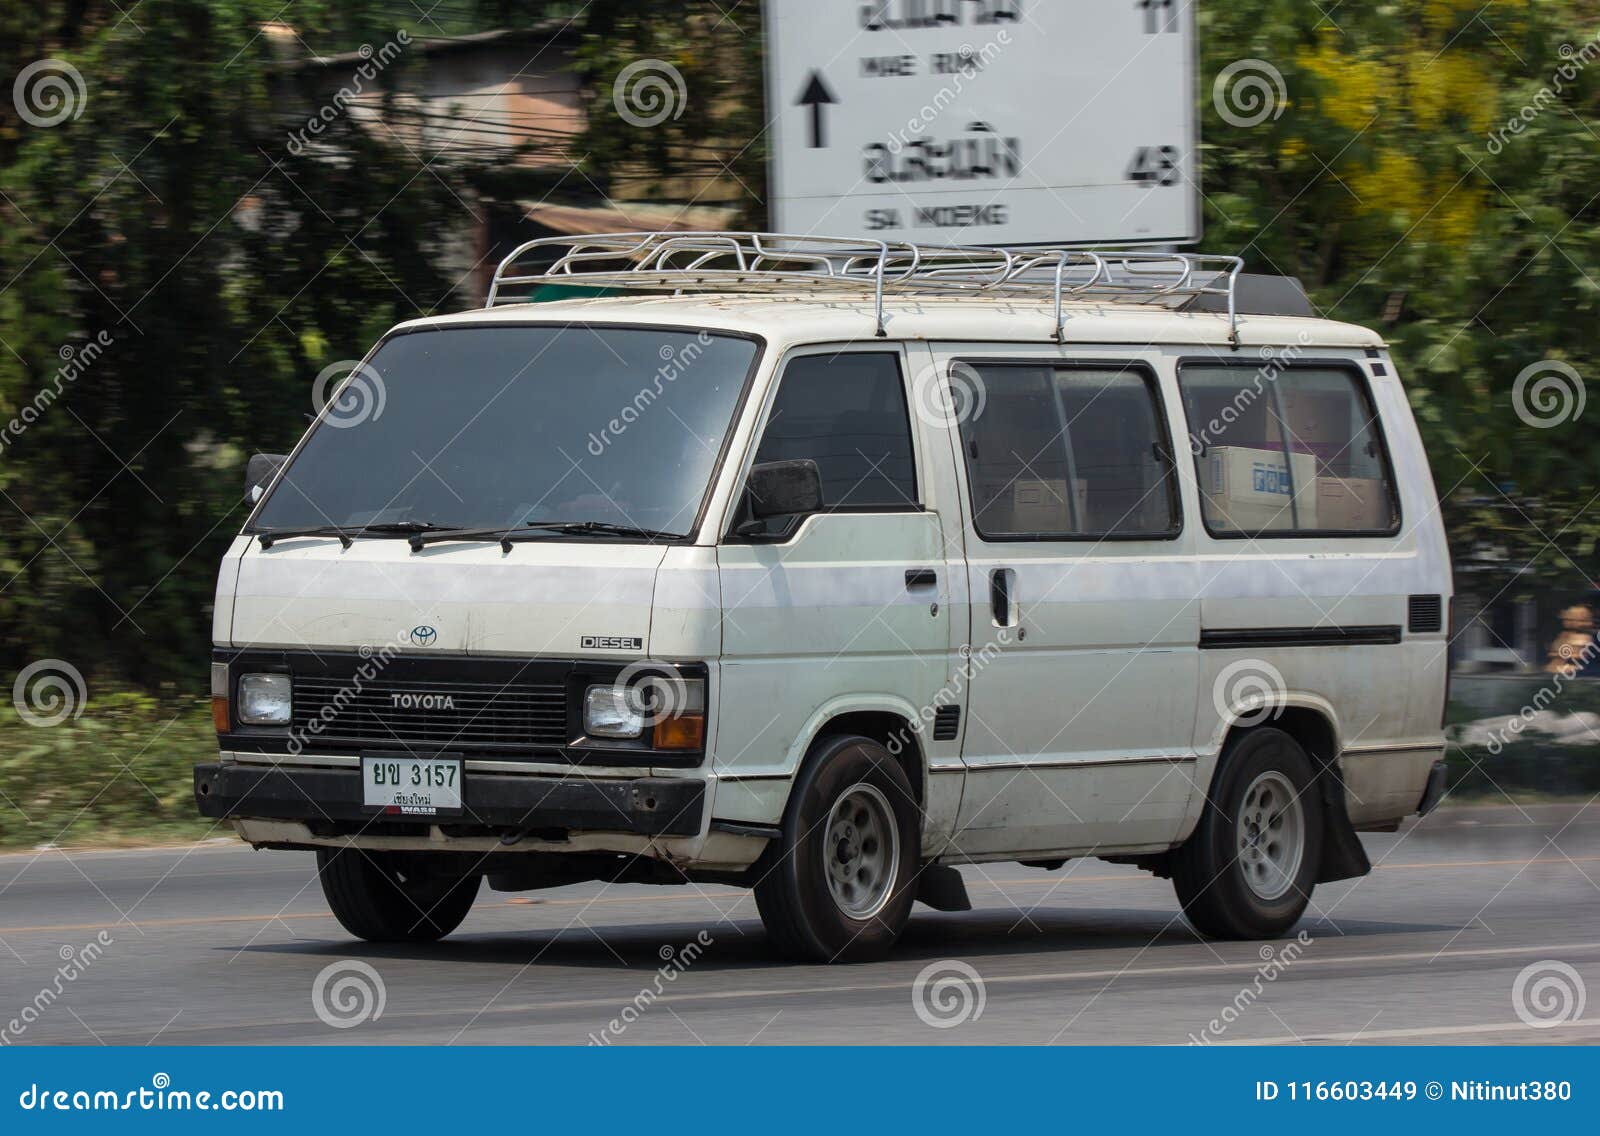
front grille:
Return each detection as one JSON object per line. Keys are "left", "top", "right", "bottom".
{"left": 292, "top": 676, "right": 567, "bottom": 752}
{"left": 219, "top": 649, "right": 705, "bottom": 768}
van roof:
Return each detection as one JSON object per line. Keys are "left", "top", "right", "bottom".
{"left": 391, "top": 292, "right": 1385, "bottom": 353}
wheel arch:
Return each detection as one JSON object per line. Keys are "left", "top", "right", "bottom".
{"left": 785, "top": 695, "right": 927, "bottom": 807}
{"left": 1200, "top": 697, "right": 1370, "bottom": 885}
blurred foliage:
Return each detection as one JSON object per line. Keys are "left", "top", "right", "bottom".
{"left": 573, "top": 1, "right": 765, "bottom": 221}
{"left": 1445, "top": 738, "right": 1600, "bottom": 800}
{"left": 1199, "top": 0, "right": 1600, "bottom": 599}
{"left": 0, "top": 696, "right": 214, "bottom": 846}
{"left": 0, "top": 0, "right": 466, "bottom": 692}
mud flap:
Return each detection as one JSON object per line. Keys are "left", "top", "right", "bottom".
{"left": 1315, "top": 765, "right": 1371, "bottom": 883}
{"left": 915, "top": 863, "right": 972, "bottom": 911}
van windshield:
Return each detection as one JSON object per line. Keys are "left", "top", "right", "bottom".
{"left": 251, "top": 325, "right": 758, "bottom": 538}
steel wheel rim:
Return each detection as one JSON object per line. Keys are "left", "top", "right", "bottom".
{"left": 824, "top": 782, "right": 900, "bottom": 920}
{"left": 1235, "top": 770, "right": 1304, "bottom": 901}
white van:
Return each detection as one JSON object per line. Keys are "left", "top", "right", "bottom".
{"left": 197, "top": 233, "right": 1451, "bottom": 961}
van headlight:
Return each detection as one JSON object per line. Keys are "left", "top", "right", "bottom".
{"left": 236, "top": 674, "right": 292, "bottom": 726}
{"left": 583, "top": 684, "right": 643, "bottom": 739}
{"left": 583, "top": 671, "right": 706, "bottom": 749}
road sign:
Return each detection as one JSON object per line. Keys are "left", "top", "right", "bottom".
{"left": 763, "top": 0, "right": 1199, "bottom": 247}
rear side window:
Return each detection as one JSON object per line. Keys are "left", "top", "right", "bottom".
{"left": 956, "top": 363, "right": 1179, "bottom": 540}
{"left": 1179, "top": 363, "right": 1399, "bottom": 536}
{"left": 753, "top": 352, "right": 918, "bottom": 509}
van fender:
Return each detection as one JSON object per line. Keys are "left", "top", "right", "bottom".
{"left": 1192, "top": 691, "right": 1344, "bottom": 788}
{"left": 783, "top": 692, "right": 928, "bottom": 775}
{"left": 1185, "top": 692, "right": 1369, "bottom": 882}
{"left": 711, "top": 693, "right": 929, "bottom": 832}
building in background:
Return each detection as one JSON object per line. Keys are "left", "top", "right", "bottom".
{"left": 267, "top": 21, "right": 735, "bottom": 305}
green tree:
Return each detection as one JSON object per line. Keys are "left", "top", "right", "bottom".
{"left": 1198, "top": 0, "right": 1600, "bottom": 597}
{"left": 0, "top": 1, "right": 462, "bottom": 689}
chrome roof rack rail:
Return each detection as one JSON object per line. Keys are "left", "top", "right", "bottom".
{"left": 487, "top": 232, "right": 1246, "bottom": 345}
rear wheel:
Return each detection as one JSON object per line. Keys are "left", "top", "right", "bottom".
{"left": 317, "top": 848, "right": 480, "bottom": 942}
{"left": 1172, "top": 728, "right": 1323, "bottom": 939}
{"left": 755, "top": 734, "right": 919, "bottom": 962}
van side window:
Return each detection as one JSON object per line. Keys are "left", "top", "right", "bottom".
{"left": 1178, "top": 364, "right": 1399, "bottom": 536}
{"left": 753, "top": 352, "right": 919, "bottom": 510}
{"left": 957, "top": 364, "right": 1179, "bottom": 540}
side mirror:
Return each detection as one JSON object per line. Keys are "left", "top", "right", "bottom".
{"left": 744, "top": 459, "right": 824, "bottom": 523}
{"left": 245, "top": 453, "right": 288, "bottom": 505}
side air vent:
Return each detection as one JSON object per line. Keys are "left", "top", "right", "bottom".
{"left": 1408, "top": 594, "right": 1444, "bottom": 634}
{"left": 932, "top": 705, "right": 961, "bottom": 741}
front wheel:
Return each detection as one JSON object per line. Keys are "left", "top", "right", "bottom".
{"left": 1171, "top": 727, "right": 1324, "bottom": 939}
{"left": 755, "top": 735, "right": 920, "bottom": 962}
{"left": 317, "top": 848, "right": 480, "bottom": 942}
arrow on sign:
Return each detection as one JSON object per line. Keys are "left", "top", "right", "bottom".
{"left": 796, "top": 70, "right": 838, "bottom": 149}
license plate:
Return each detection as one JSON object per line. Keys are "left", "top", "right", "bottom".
{"left": 361, "top": 755, "right": 463, "bottom": 817}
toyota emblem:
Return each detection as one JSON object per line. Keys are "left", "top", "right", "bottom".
{"left": 409, "top": 625, "right": 438, "bottom": 647}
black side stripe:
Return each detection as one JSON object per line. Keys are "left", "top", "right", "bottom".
{"left": 1199, "top": 625, "right": 1403, "bottom": 650}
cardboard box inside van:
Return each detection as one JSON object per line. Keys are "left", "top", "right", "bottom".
{"left": 1200, "top": 446, "right": 1317, "bottom": 531}
{"left": 981, "top": 478, "right": 1089, "bottom": 533}
{"left": 1314, "top": 476, "right": 1391, "bottom": 531}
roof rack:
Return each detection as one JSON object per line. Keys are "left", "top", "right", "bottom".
{"left": 486, "top": 232, "right": 1246, "bottom": 345}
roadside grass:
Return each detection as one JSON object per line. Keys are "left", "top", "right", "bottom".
{"left": 0, "top": 693, "right": 216, "bottom": 851}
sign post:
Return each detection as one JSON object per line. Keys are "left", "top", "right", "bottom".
{"left": 763, "top": 0, "right": 1199, "bottom": 247}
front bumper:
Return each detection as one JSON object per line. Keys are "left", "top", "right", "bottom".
{"left": 193, "top": 763, "right": 704, "bottom": 837}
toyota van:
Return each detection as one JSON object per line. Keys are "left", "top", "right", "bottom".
{"left": 196, "top": 233, "right": 1451, "bottom": 961}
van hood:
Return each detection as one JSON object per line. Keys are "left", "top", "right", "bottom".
{"left": 224, "top": 537, "right": 665, "bottom": 656}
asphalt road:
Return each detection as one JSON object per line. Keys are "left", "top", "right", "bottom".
{"left": 1, "top": 802, "right": 1597, "bottom": 1046}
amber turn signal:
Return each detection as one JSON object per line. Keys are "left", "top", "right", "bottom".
{"left": 652, "top": 713, "right": 705, "bottom": 751}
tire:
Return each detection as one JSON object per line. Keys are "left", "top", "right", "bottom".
{"left": 317, "top": 848, "right": 480, "bottom": 942}
{"left": 1172, "top": 727, "right": 1324, "bottom": 940}
{"left": 755, "top": 734, "right": 920, "bottom": 963}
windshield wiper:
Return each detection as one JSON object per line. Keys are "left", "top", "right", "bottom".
{"left": 257, "top": 520, "right": 453, "bottom": 550}
{"left": 524, "top": 520, "right": 683, "bottom": 541}
{"left": 410, "top": 519, "right": 684, "bottom": 551}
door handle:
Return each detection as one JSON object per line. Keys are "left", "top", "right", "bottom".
{"left": 990, "top": 567, "right": 1017, "bottom": 626}
{"left": 905, "top": 568, "right": 938, "bottom": 590}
